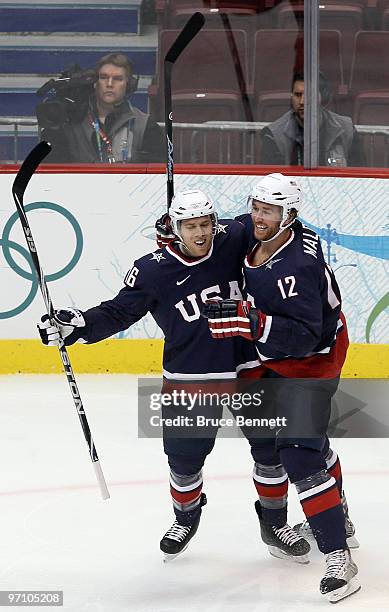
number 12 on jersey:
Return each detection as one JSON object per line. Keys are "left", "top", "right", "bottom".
{"left": 277, "top": 276, "right": 298, "bottom": 299}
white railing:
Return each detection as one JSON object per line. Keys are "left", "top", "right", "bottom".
{"left": 0, "top": 117, "right": 39, "bottom": 163}
{"left": 161, "top": 121, "right": 389, "bottom": 166}
{"left": 1, "top": 117, "right": 389, "bottom": 165}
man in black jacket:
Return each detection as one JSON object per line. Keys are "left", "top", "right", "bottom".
{"left": 39, "top": 53, "right": 164, "bottom": 164}
{"left": 261, "top": 72, "right": 365, "bottom": 167}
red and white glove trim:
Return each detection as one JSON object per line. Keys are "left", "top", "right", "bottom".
{"left": 155, "top": 213, "right": 176, "bottom": 248}
{"left": 205, "top": 300, "right": 266, "bottom": 340}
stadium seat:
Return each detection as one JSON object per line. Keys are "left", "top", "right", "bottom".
{"left": 349, "top": 31, "right": 389, "bottom": 93}
{"left": 353, "top": 91, "right": 389, "bottom": 165}
{"left": 149, "top": 29, "right": 250, "bottom": 122}
{"left": 156, "top": 1, "right": 288, "bottom": 30}
{"left": 276, "top": 3, "right": 363, "bottom": 81}
{"left": 255, "top": 92, "right": 291, "bottom": 122}
{"left": 377, "top": 0, "right": 389, "bottom": 10}
{"left": 151, "top": 28, "right": 251, "bottom": 161}
{"left": 354, "top": 90, "right": 389, "bottom": 124}
{"left": 277, "top": 2, "right": 364, "bottom": 28}
{"left": 171, "top": 96, "right": 246, "bottom": 162}
{"left": 253, "top": 30, "right": 345, "bottom": 120}
{"left": 380, "top": 6, "right": 389, "bottom": 28}
{"left": 157, "top": 1, "right": 279, "bottom": 14}
{"left": 170, "top": 0, "right": 259, "bottom": 16}
{"left": 155, "top": 2, "right": 258, "bottom": 56}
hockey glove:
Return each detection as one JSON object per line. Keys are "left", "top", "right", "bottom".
{"left": 155, "top": 212, "right": 176, "bottom": 248}
{"left": 38, "top": 308, "right": 87, "bottom": 347}
{"left": 203, "top": 299, "right": 266, "bottom": 341}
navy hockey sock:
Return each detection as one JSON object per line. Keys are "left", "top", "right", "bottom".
{"left": 324, "top": 446, "right": 343, "bottom": 495}
{"left": 294, "top": 470, "right": 346, "bottom": 553}
{"left": 253, "top": 462, "right": 288, "bottom": 527}
{"left": 170, "top": 469, "right": 203, "bottom": 526}
{"left": 279, "top": 446, "right": 346, "bottom": 554}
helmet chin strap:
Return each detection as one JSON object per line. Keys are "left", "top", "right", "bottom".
{"left": 178, "top": 239, "right": 192, "bottom": 256}
{"left": 260, "top": 216, "right": 295, "bottom": 244}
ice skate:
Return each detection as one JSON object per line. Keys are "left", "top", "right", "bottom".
{"left": 320, "top": 548, "right": 361, "bottom": 603}
{"left": 255, "top": 501, "right": 310, "bottom": 564}
{"left": 160, "top": 493, "right": 206, "bottom": 562}
{"left": 294, "top": 493, "right": 359, "bottom": 549}
{"left": 294, "top": 516, "right": 359, "bottom": 549}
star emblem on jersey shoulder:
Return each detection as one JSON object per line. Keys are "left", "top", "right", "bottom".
{"left": 150, "top": 252, "right": 166, "bottom": 263}
{"left": 216, "top": 223, "right": 228, "bottom": 234}
{"left": 265, "top": 257, "right": 283, "bottom": 269}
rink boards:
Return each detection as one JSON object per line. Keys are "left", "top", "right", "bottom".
{"left": 0, "top": 171, "right": 388, "bottom": 376}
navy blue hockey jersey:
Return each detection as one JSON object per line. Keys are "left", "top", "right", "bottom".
{"left": 81, "top": 219, "right": 259, "bottom": 379}
{"left": 242, "top": 220, "right": 349, "bottom": 378}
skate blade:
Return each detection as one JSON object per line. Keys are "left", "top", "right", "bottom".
{"left": 325, "top": 578, "right": 361, "bottom": 603}
{"left": 268, "top": 545, "right": 309, "bottom": 565}
{"left": 162, "top": 543, "right": 189, "bottom": 563}
{"left": 346, "top": 534, "right": 360, "bottom": 549}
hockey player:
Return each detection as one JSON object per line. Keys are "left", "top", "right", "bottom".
{"left": 157, "top": 190, "right": 358, "bottom": 556}
{"left": 37, "top": 189, "right": 309, "bottom": 563}
{"left": 157, "top": 192, "right": 358, "bottom": 563}
{"left": 234, "top": 191, "right": 359, "bottom": 553}
{"left": 203, "top": 174, "right": 360, "bottom": 603}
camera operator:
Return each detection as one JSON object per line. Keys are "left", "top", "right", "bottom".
{"left": 37, "top": 52, "right": 164, "bottom": 164}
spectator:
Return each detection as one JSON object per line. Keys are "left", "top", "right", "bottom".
{"left": 260, "top": 72, "right": 364, "bottom": 167}
{"left": 38, "top": 53, "right": 164, "bottom": 163}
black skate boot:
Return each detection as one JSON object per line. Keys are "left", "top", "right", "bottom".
{"left": 320, "top": 548, "right": 361, "bottom": 603}
{"left": 255, "top": 500, "right": 310, "bottom": 564}
{"left": 294, "top": 492, "right": 359, "bottom": 549}
{"left": 160, "top": 493, "right": 207, "bottom": 562}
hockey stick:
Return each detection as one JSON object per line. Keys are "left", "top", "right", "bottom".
{"left": 164, "top": 11, "right": 205, "bottom": 210}
{"left": 12, "top": 141, "right": 110, "bottom": 500}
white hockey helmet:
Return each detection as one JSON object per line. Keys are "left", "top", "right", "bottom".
{"left": 169, "top": 190, "right": 218, "bottom": 239}
{"left": 247, "top": 173, "right": 302, "bottom": 242}
{"left": 248, "top": 173, "right": 302, "bottom": 221}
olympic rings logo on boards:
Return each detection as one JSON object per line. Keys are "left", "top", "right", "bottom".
{"left": 0, "top": 202, "right": 83, "bottom": 319}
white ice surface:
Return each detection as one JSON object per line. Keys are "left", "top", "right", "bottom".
{"left": 0, "top": 374, "right": 388, "bottom": 612}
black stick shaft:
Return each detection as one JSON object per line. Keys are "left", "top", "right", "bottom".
{"left": 12, "top": 142, "right": 110, "bottom": 500}
{"left": 164, "top": 12, "right": 205, "bottom": 211}
{"left": 164, "top": 60, "right": 174, "bottom": 209}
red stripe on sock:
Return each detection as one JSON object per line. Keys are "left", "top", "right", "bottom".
{"left": 170, "top": 485, "right": 202, "bottom": 504}
{"left": 301, "top": 485, "right": 341, "bottom": 518}
{"left": 328, "top": 460, "right": 342, "bottom": 483}
{"left": 254, "top": 481, "right": 288, "bottom": 498}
